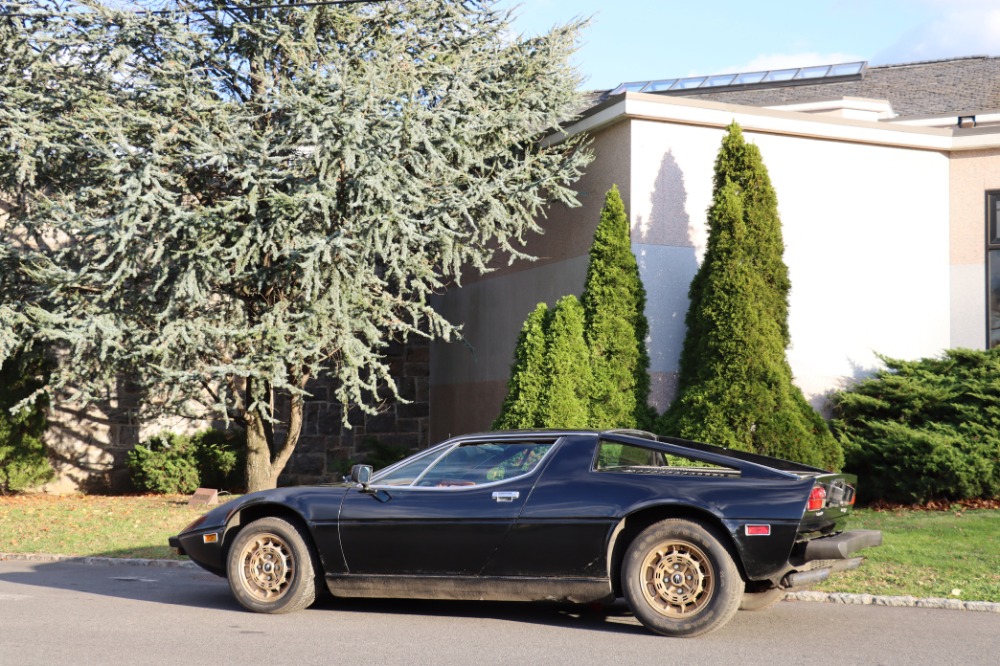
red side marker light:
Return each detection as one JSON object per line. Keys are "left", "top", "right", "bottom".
{"left": 808, "top": 485, "right": 827, "bottom": 511}
{"left": 745, "top": 524, "right": 771, "bottom": 536}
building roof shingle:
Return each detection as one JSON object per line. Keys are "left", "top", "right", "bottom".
{"left": 600, "top": 56, "right": 1000, "bottom": 118}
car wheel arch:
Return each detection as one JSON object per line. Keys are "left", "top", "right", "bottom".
{"left": 607, "top": 505, "right": 747, "bottom": 597}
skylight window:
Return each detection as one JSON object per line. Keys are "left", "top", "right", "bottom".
{"left": 829, "top": 62, "right": 865, "bottom": 76}
{"left": 733, "top": 71, "right": 767, "bottom": 85}
{"left": 795, "top": 65, "right": 831, "bottom": 79}
{"left": 608, "top": 81, "right": 648, "bottom": 95}
{"left": 704, "top": 74, "right": 737, "bottom": 87}
{"left": 606, "top": 61, "right": 867, "bottom": 100}
{"left": 645, "top": 79, "right": 678, "bottom": 92}
{"left": 673, "top": 76, "right": 707, "bottom": 90}
{"left": 763, "top": 68, "right": 798, "bottom": 82}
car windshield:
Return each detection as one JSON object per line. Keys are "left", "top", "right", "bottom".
{"left": 374, "top": 440, "right": 554, "bottom": 488}
{"left": 372, "top": 447, "right": 448, "bottom": 486}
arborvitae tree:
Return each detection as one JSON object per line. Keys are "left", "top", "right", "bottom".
{"left": 541, "top": 295, "right": 592, "bottom": 428}
{"left": 492, "top": 303, "right": 551, "bottom": 430}
{"left": 0, "top": 1, "right": 591, "bottom": 490}
{"left": 0, "top": 349, "right": 54, "bottom": 494}
{"left": 660, "top": 123, "right": 842, "bottom": 470}
{"left": 582, "top": 185, "right": 654, "bottom": 430}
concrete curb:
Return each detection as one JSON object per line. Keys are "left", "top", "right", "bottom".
{"left": 3, "top": 552, "right": 999, "bottom": 613}
{"left": 0, "top": 552, "right": 197, "bottom": 569}
{"left": 784, "top": 590, "right": 1000, "bottom": 613}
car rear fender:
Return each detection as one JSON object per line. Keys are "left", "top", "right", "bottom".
{"left": 606, "top": 503, "right": 746, "bottom": 596}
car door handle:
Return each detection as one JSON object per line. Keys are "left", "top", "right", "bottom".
{"left": 492, "top": 491, "right": 520, "bottom": 502}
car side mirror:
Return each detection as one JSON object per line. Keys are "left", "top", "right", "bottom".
{"left": 350, "top": 464, "right": 373, "bottom": 488}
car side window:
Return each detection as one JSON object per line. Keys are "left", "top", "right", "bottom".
{"left": 414, "top": 441, "right": 553, "bottom": 488}
{"left": 595, "top": 441, "right": 739, "bottom": 477}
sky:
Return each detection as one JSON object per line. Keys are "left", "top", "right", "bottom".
{"left": 495, "top": 0, "right": 1000, "bottom": 91}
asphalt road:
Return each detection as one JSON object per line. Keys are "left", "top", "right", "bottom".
{"left": 1, "top": 559, "right": 998, "bottom": 666}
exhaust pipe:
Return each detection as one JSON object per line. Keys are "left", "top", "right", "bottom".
{"left": 782, "top": 568, "right": 830, "bottom": 588}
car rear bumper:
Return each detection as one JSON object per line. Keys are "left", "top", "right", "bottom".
{"left": 801, "top": 530, "right": 882, "bottom": 561}
{"left": 777, "top": 529, "right": 882, "bottom": 589}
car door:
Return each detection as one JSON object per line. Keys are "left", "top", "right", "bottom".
{"left": 338, "top": 437, "right": 557, "bottom": 576}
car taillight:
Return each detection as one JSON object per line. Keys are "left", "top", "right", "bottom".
{"left": 808, "top": 485, "right": 827, "bottom": 511}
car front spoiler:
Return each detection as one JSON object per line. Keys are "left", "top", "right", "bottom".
{"left": 168, "top": 536, "right": 185, "bottom": 557}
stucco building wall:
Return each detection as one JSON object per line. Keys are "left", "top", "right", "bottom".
{"left": 430, "top": 92, "right": 987, "bottom": 441}
{"left": 948, "top": 149, "right": 1000, "bottom": 349}
{"left": 429, "top": 122, "right": 631, "bottom": 441}
{"left": 630, "top": 118, "right": 952, "bottom": 409}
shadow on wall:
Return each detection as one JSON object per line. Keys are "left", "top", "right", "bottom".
{"left": 43, "top": 388, "right": 141, "bottom": 494}
{"left": 634, "top": 151, "right": 700, "bottom": 413}
{"left": 638, "top": 149, "right": 696, "bottom": 249}
{"left": 815, "top": 357, "right": 885, "bottom": 417}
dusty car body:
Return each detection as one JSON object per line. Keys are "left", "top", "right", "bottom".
{"left": 170, "top": 429, "right": 881, "bottom": 636}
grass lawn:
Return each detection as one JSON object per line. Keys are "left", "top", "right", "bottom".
{"left": 814, "top": 508, "right": 1000, "bottom": 602}
{"left": 0, "top": 494, "right": 215, "bottom": 560}
{"left": 1, "top": 495, "right": 998, "bottom": 602}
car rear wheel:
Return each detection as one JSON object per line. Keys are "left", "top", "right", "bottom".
{"left": 739, "top": 587, "right": 787, "bottom": 611}
{"left": 622, "top": 519, "right": 743, "bottom": 637}
{"left": 227, "top": 516, "right": 317, "bottom": 614}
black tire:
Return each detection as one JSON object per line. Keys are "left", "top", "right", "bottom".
{"left": 622, "top": 519, "right": 744, "bottom": 637}
{"left": 226, "top": 517, "right": 318, "bottom": 614}
{"left": 739, "top": 587, "right": 786, "bottom": 611}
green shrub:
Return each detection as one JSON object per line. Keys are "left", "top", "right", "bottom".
{"left": 541, "top": 295, "right": 592, "bottom": 428}
{"left": 831, "top": 348, "right": 1000, "bottom": 504}
{"left": 493, "top": 303, "right": 551, "bottom": 429}
{"left": 127, "top": 433, "right": 201, "bottom": 495}
{"left": 191, "top": 429, "right": 246, "bottom": 491}
{"left": 494, "top": 184, "right": 654, "bottom": 431}
{"left": 0, "top": 349, "right": 54, "bottom": 494}
{"left": 128, "top": 428, "right": 246, "bottom": 494}
{"left": 659, "top": 123, "right": 842, "bottom": 471}
{"left": 583, "top": 185, "right": 655, "bottom": 430}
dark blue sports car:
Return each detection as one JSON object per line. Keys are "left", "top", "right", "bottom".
{"left": 170, "top": 429, "right": 881, "bottom": 637}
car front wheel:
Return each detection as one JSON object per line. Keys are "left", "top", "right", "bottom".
{"left": 622, "top": 519, "right": 744, "bottom": 637}
{"left": 227, "top": 516, "right": 318, "bottom": 614}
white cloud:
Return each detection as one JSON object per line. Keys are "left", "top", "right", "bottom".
{"left": 876, "top": 4, "right": 1000, "bottom": 63}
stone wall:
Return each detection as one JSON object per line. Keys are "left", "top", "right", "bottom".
{"left": 279, "top": 337, "right": 431, "bottom": 486}
{"left": 40, "top": 337, "right": 431, "bottom": 492}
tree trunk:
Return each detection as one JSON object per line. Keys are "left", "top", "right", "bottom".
{"left": 245, "top": 412, "right": 274, "bottom": 492}
{"left": 244, "top": 394, "right": 305, "bottom": 493}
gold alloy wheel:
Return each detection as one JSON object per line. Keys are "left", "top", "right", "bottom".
{"left": 640, "top": 540, "right": 714, "bottom": 616}
{"left": 237, "top": 532, "right": 295, "bottom": 602}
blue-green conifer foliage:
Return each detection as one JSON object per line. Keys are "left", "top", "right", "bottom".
{"left": 0, "top": 1, "right": 592, "bottom": 490}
